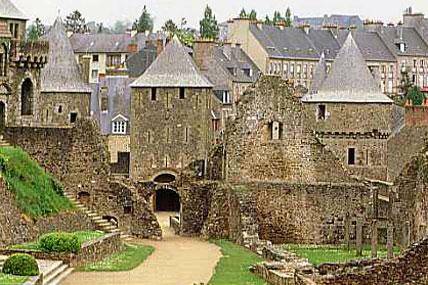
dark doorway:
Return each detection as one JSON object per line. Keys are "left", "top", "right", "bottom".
{"left": 21, "top": 78, "right": 33, "bottom": 115}
{"left": 0, "top": 101, "right": 5, "bottom": 131}
{"left": 78, "top": 191, "right": 90, "bottom": 205}
{"left": 155, "top": 188, "right": 180, "bottom": 212}
{"left": 111, "top": 152, "right": 130, "bottom": 176}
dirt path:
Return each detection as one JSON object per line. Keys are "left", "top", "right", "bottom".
{"left": 61, "top": 212, "right": 222, "bottom": 285}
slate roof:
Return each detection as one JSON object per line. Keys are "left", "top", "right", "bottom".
{"left": 302, "top": 33, "right": 393, "bottom": 103}
{"left": 0, "top": 0, "right": 27, "bottom": 20}
{"left": 250, "top": 24, "right": 320, "bottom": 60}
{"left": 380, "top": 26, "right": 428, "bottom": 57}
{"left": 130, "top": 36, "right": 212, "bottom": 88}
{"left": 126, "top": 46, "right": 158, "bottom": 78}
{"left": 70, "top": 33, "right": 146, "bottom": 53}
{"left": 310, "top": 53, "right": 328, "bottom": 94}
{"left": 306, "top": 29, "right": 341, "bottom": 60}
{"left": 294, "top": 15, "right": 363, "bottom": 29}
{"left": 337, "top": 30, "right": 396, "bottom": 62}
{"left": 41, "top": 17, "right": 92, "bottom": 93}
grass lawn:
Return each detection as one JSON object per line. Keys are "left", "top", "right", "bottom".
{"left": 0, "top": 146, "right": 74, "bottom": 218}
{"left": 79, "top": 244, "right": 155, "bottom": 272}
{"left": 283, "top": 244, "right": 401, "bottom": 266}
{"left": 0, "top": 273, "right": 28, "bottom": 285}
{"left": 208, "top": 240, "right": 267, "bottom": 285}
{"left": 10, "top": 231, "right": 105, "bottom": 251}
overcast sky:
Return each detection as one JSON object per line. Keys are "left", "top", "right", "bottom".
{"left": 13, "top": 0, "right": 428, "bottom": 30}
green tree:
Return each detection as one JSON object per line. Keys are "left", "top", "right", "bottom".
{"left": 249, "top": 10, "right": 257, "bottom": 21}
{"left": 407, "top": 86, "right": 426, "bottom": 105}
{"left": 265, "top": 15, "right": 272, "bottom": 25}
{"left": 239, "top": 8, "right": 247, "bottom": 18}
{"left": 26, "top": 18, "right": 45, "bottom": 41}
{"left": 65, "top": 10, "right": 87, "bottom": 33}
{"left": 112, "top": 20, "right": 130, "bottom": 34}
{"left": 199, "top": 5, "right": 219, "bottom": 40}
{"left": 285, "top": 7, "right": 292, "bottom": 27}
{"left": 162, "top": 19, "right": 195, "bottom": 47}
{"left": 133, "top": 5, "right": 154, "bottom": 33}
{"left": 272, "top": 11, "right": 283, "bottom": 25}
{"left": 162, "top": 19, "right": 178, "bottom": 37}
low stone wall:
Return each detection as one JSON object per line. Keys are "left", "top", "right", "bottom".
{"left": 0, "top": 233, "right": 122, "bottom": 268}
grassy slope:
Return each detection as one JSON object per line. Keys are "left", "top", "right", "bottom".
{"left": 0, "top": 273, "right": 28, "bottom": 284}
{"left": 79, "top": 244, "right": 155, "bottom": 272}
{"left": 209, "top": 240, "right": 267, "bottom": 285}
{"left": 10, "top": 231, "right": 105, "bottom": 251}
{"left": 284, "top": 244, "right": 401, "bottom": 266}
{"left": 0, "top": 146, "right": 74, "bottom": 218}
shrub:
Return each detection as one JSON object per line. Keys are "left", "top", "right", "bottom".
{"left": 39, "top": 232, "right": 81, "bottom": 253}
{"left": 2, "top": 254, "right": 39, "bottom": 276}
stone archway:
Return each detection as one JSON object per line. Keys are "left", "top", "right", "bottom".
{"left": 154, "top": 186, "right": 180, "bottom": 212}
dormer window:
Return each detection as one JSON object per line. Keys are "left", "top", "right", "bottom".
{"left": 242, "top": 68, "right": 253, "bottom": 77}
{"left": 112, "top": 115, "right": 128, "bottom": 135}
{"left": 227, "top": 67, "right": 236, "bottom": 76}
{"left": 397, "top": 42, "right": 406, "bottom": 53}
{"left": 222, "top": 91, "right": 231, "bottom": 104}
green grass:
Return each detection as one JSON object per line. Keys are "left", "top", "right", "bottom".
{"left": 10, "top": 231, "right": 105, "bottom": 251}
{"left": 0, "top": 273, "right": 28, "bottom": 284}
{"left": 208, "top": 240, "right": 267, "bottom": 285}
{"left": 283, "top": 244, "right": 401, "bottom": 266}
{"left": 0, "top": 146, "right": 74, "bottom": 218}
{"left": 79, "top": 244, "right": 155, "bottom": 272}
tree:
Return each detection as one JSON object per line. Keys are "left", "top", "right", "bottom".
{"left": 272, "top": 11, "right": 283, "bottom": 25}
{"left": 162, "top": 19, "right": 195, "bottom": 47}
{"left": 249, "top": 10, "right": 257, "bottom": 21}
{"left": 265, "top": 15, "right": 272, "bottom": 25}
{"left": 239, "top": 8, "right": 247, "bottom": 18}
{"left": 65, "top": 10, "right": 88, "bottom": 33}
{"left": 285, "top": 7, "right": 292, "bottom": 27}
{"left": 407, "top": 86, "right": 426, "bottom": 105}
{"left": 26, "top": 18, "right": 45, "bottom": 41}
{"left": 112, "top": 20, "right": 130, "bottom": 34}
{"left": 162, "top": 19, "right": 178, "bottom": 37}
{"left": 199, "top": 5, "right": 219, "bottom": 40}
{"left": 133, "top": 5, "right": 154, "bottom": 33}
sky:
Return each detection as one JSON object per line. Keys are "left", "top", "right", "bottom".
{"left": 13, "top": 0, "right": 428, "bottom": 30}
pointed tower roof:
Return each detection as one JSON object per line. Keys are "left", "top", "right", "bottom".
{"left": 41, "top": 17, "right": 92, "bottom": 93}
{"left": 130, "top": 36, "right": 212, "bottom": 88}
{"left": 0, "top": 0, "right": 27, "bottom": 20}
{"left": 310, "top": 52, "right": 327, "bottom": 94}
{"left": 302, "top": 33, "right": 393, "bottom": 103}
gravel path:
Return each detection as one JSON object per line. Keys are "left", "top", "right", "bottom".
{"left": 61, "top": 212, "right": 222, "bottom": 285}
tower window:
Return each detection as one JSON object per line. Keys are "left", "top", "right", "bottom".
{"left": 179, "top": 87, "right": 185, "bottom": 99}
{"left": 348, "top": 148, "right": 356, "bottom": 165}
{"left": 317, "top": 105, "right": 326, "bottom": 121}
{"left": 270, "top": 121, "right": 281, "bottom": 140}
{"left": 151, "top": 88, "right": 157, "bottom": 101}
{"left": 70, "top": 112, "right": 78, "bottom": 123}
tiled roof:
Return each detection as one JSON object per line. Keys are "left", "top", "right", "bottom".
{"left": 130, "top": 36, "right": 212, "bottom": 88}
{"left": 0, "top": 0, "right": 27, "bottom": 20}
{"left": 302, "top": 33, "right": 393, "bottom": 103}
{"left": 250, "top": 24, "right": 320, "bottom": 60}
{"left": 310, "top": 53, "right": 327, "bottom": 94}
{"left": 41, "top": 17, "right": 92, "bottom": 93}
{"left": 380, "top": 26, "right": 428, "bottom": 57}
{"left": 70, "top": 33, "right": 146, "bottom": 53}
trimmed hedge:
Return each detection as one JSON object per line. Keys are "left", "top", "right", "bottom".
{"left": 2, "top": 254, "right": 39, "bottom": 276}
{"left": 39, "top": 232, "right": 81, "bottom": 253}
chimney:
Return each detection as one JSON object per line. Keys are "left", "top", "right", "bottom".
{"left": 131, "top": 29, "right": 138, "bottom": 38}
{"left": 256, "top": 20, "right": 263, "bottom": 30}
{"left": 363, "top": 20, "right": 384, "bottom": 33}
{"left": 299, "top": 23, "right": 310, "bottom": 34}
{"left": 127, "top": 42, "right": 138, "bottom": 53}
{"left": 322, "top": 24, "right": 339, "bottom": 38}
{"left": 79, "top": 55, "right": 91, "bottom": 84}
{"left": 403, "top": 7, "right": 424, "bottom": 32}
{"left": 277, "top": 21, "right": 286, "bottom": 31}
{"left": 193, "top": 38, "right": 216, "bottom": 71}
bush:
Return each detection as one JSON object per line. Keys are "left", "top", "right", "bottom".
{"left": 39, "top": 232, "right": 81, "bottom": 253}
{"left": 2, "top": 254, "right": 39, "bottom": 276}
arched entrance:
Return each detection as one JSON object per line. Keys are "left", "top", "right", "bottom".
{"left": 155, "top": 187, "right": 180, "bottom": 212}
{"left": 21, "top": 78, "right": 33, "bottom": 116}
{"left": 0, "top": 101, "right": 5, "bottom": 131}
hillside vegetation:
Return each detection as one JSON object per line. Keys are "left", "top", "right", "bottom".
{"left": 0, "top": 146, "right": 74, "bottom": 218}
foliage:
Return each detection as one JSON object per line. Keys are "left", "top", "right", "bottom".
{"left": 239, "top": 8, "right": 247, "bottom": 18}
{"left": 26, "top": 18, "right": 45, "bottom": 42}
{"left": 0, "top": 147, "right": 74, "bottom": 218}
{"left": 285, "top": 7, "right": 292, "bottom": 27}
{"left": 11, "top": 231, "right": 105, "bottom": 251}
{"left": 2, "top": 254, "right": 39, "bottom": 276}
{"left": 272, "top": 11, "right": 283, "bottom": 25}
{"left": 132, "top": 5, "right": 154, "bottom": 33}
{"left": 162, "top": 19, "right": 195, "bottom": 47}
{"left": 65, "top": 10, "right": 88, "bottom": 33}
{"left": 407, "top": 85, "right": 425, "bottom": 106}
{"left": 112, "top": 20, "right": 131, "bottom": 34}
{"left": 0, "top": 273, "right": 28, "bottom": 284}
{"left": 283, "top": 244, "right": 400, "bottom": 266}
{"left": 39, "top": 232, "right": 82, "bottom": 253}
{"left": 249, "top": 10, "right": 257, "bottom": 21}
{"left": 399, "top": 70, "right": 413, "bottom": 96}
{"left": 200, "top": 5, "right": 219, "bottom": 40}
{"left": 264, "top": 15, "right": 272, "bottom": 25}
{"left": 80, "top": 244, "right": 154, "bottom": 272}
{"left": 208, "top": 240, "right": 266, "bottom": 285}
{"left": 162, "top": 19, "right": 178, "bottom": 36}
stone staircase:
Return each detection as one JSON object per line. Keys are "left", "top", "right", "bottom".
{"left": 63, "top": 192, "right": 132, "bottom": 241}
{"left": 0, "top": 255, "right": 6, "bottom": 270}
{"left": 0, "top": 135, "right": 10, "bottom": 147}
{"left": 41, "top": 260, "right": 73, "bottom": 285}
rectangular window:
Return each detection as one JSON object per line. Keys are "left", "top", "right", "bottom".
{"left": 166, "top": 127, "right": 170, "bottom": 143}
{"left": 179, "top": 87, "right": 185, "bottom": 99}
{"left": 106, "top": 54, "right": 121, "bottom": 67}
{"left": 222, "top": 91, "right": 231, "bottom": 104}
{"left": 271, "top": 121, "right": 281, "bottom": 140}
{"left": 242, "top": 68, "right": 252, "bottom": 77}
{"left": 91, "top": 69, "right": 98, "bottom": 79}
{"left": 348, "top": 148, "right": 356, "bottom": 165}
{"left": 92, "top": 54, "right": 99, "bottom": 62}
{"left": 112, "top": 121, "right": 127, "bottom": 134}
{"left": 101, "top": 96, "right": 108, "bottom": 112}
{"left": 70, "top": 112, "right": 78, "bottom": 123}
{"left": 317, "top": 105, "right": 326, "bottom": 121}
{"left": 14, "top": 24, "right": 18, "bottom": 39}
{"left": 151, "top": 88, "right": 157, "bottom": 101}
{"left": 184, "top": 127, "right": 189, "bottom": 143}
{"left": 290, "top": 64, "right": 294, "bottom": 75}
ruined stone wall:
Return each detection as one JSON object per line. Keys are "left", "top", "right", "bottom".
{"left": 130, "top": 87, "right": 213, "bottom": 181}
{"left": 226, "top": 76, "right": 351, "bottom": 184}
{"left": 405, "top": 106, "right": 428, "bottom": 126}
{"left": 38, "top": 91, "right": 91, "bottom": 127}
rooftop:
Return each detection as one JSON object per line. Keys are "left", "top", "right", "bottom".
{"left": 0, "top": 0, "right": 27, "bottom": 20}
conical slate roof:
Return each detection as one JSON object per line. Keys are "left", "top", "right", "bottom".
{"left": 41, "top": 17, "right": 92, "bottom": 93}
{"left": 310, "top": 52, "right": 327, "bottom": 94}
{"left": 302, "top": 33, "right": 393, "bottom": 103}
{"left": 0, "top": 0, "right": 27, "bottom": 20}
{"left": 130, "top": 36, "right": 212, "bottom": 88}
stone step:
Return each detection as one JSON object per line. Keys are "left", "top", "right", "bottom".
{"left": 102, "top": 225, "right": 117, "bottom": 231}
{"left": 45, "top": 267, "right": 74, "bottom": 285}
{"left": 43, "top": 263, "right": 68, "bottom": 285}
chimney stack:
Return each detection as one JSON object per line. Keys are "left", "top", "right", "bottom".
{"left": 363, "top": 20, "right": 384, "bottom": 33}
{"left": 193, "top": 38, "right": 216, "bottom": 71}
